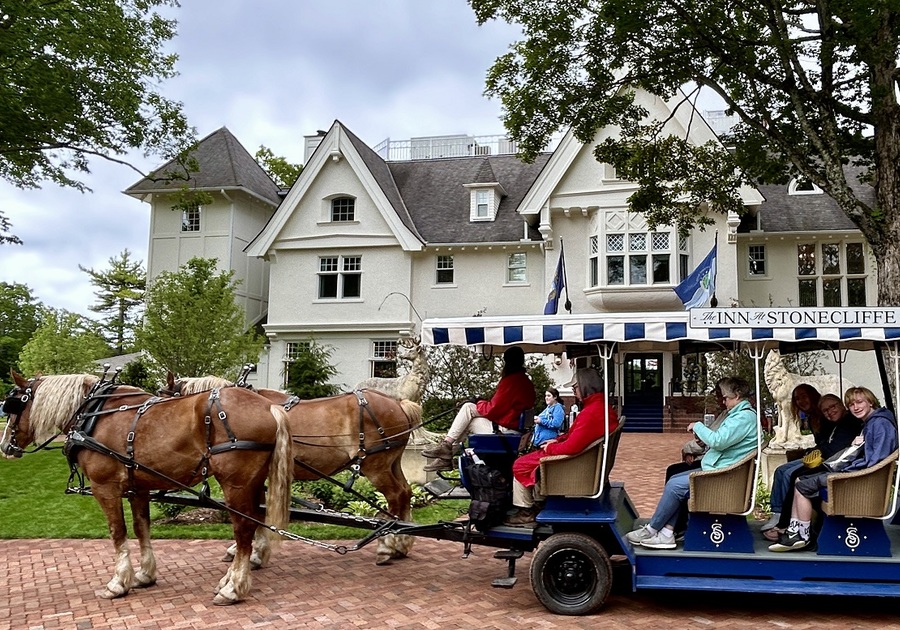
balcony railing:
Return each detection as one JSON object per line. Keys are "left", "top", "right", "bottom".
{"left": 373, "top": 134, "right": 518, "bottom": 161}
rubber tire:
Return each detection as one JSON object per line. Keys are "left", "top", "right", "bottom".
{"left": 530, "top": 532, "right": 612, "bottom": 616}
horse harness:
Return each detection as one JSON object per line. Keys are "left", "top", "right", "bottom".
{"left": 289, "top": 390, "right": 411, "bottom": 512}
{"left": 59, "top": 383, "right": 275, "bottom": 496}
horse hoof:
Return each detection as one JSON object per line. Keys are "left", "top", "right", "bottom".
{"left": 375, "top": 554, "right": 393, "bottom": 566}
{"left": 96, "top": 587, "right": 126, "bottom": 600}
{"left": 132, "top": 578, "right": 157, "bottom": 589}
{"left": 212, "top": 593, "right": 239, "bottom": 606}
{"left": 221, "top": 553, "right": 234, "bottom": 563}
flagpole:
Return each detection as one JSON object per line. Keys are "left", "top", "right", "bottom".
{"left": 561, "top": 237, "right": 572, "bottom": 314}
{"left": 710, "top": 230, "right": 718, "bottom": 308}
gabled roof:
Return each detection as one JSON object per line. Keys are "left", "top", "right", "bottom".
{"left": 747, "top": 165, "right": 871, "bottom": 233}
{"left": 341, "top": 125, "right": 421, "bottom": 239}
{"left": 388, "top": 153, "right": 550, "bottom": 243}
{"left": 124, "top": 127, "right": 281, "bottom": 206}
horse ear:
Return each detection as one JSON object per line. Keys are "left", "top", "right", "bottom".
{"left": 11, "top": 370, "right": 25, "bottom": 387}
{"left": 166, "top": 371, "right": 175, "bottom": 389}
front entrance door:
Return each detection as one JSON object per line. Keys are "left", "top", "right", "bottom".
{"left": 622, "top": 353, "right": 664, "bottom": 432}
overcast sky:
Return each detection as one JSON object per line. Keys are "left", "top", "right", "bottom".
{"left": 0, "top": 1, "right": 523, "bottom": 317}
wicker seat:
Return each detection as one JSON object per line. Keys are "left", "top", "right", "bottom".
{"left": 536, "top": 418, "right": 624, "bottom": 497}
{"left": 688, "top": 450, "right": 757, "bottom": 514}
{"left": 822, "top": 450, "right": 898, "bottom": 518}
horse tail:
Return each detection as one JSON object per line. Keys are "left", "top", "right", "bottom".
{"left": 399, "top": 399, "right": 423, "bottom": 433}
{"left": 264, "top": 404, "right": 293, "bottom": 548}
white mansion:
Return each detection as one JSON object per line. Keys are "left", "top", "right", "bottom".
{"left": 126, "top": 87, "right": 872, "bottom": 430}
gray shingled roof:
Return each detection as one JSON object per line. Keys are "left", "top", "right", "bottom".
{"left": 750, "top": 165, "right": 871, "bottom": 233}
{"left": 387, "top": 153, "right": 551, "bottom": 244}
{"left": 340, "top": 123, "right": 423, "bottom": 241}
{"left": 124, "top": 127, "right": 281, "bottom": 205}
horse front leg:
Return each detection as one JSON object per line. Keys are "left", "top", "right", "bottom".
{"left": 92, "top": 487, "right": 135, "bottom": 599}
{"left": 129, "top": 494, "right": 157, "bottom": 588}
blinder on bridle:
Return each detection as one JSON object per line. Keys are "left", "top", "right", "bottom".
{"left": 1, "top": 383, "right": 34, "bottom": 458}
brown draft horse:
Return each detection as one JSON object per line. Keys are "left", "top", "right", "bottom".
{"left": 0, "top": 372, "right": 294, "bottom": 605}
{"left": 170, "top": 375, "right": 423, "bottom": 564}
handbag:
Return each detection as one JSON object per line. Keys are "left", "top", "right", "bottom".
{"left": 802, "top": 449, "right": 823, "bottom": 468}
{"left": 823, "top": 442, "right": 865, "bottom": 472}
{"left": 517, "top": 429, "right": 535, "bottom": 455}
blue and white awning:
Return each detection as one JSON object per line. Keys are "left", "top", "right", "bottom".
{"left": 421, "top": 308, "right": 900, "bottom": 351}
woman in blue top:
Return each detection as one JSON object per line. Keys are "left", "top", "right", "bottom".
{"left": 532, "top": 388, "right": 565, "bottom": 448}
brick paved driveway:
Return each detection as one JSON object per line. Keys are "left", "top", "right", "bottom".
{"left": 3, "top": 433, "right": 900, "bottom": 629}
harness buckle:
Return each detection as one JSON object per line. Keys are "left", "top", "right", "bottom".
{"left": 119, "top": 405, "right": 129, "bottom": 411}
{"left": 126, "top": 431, "right": 135, "bottom": 443}
{"left": 218, "top": 411, "right": 227, "bottom": 421}
{"left": 204, "top": 415, "right": 211, "bottom": 425}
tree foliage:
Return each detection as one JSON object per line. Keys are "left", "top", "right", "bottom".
{"left": 18, "top": 309, "right": 109, "bottom": 376}
{"left": 80, "top": 249, "right": 146, "bottom": 355}
{"left": 0, "top": 282, "right": 41, "bottom": 388}
{"left": 283, "top": 340, "right": 340, "bottom": 399}
{"left": 471, "top": 0, "right": 900, "bottom": 303}
{"left": 0, "top": 0, "right": 194, "bottom": 244}
{"left": 255, "top": 146, "right": 303, "bottom": 189}
{"left": 422, "top": 345, "right": 551, "bottom": 430}
{"left": 136, "top": 257, "right": 263, "bottom": 379}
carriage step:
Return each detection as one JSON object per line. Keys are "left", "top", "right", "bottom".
{"left": 492, "top": 549, "right": 523, "bottom": 588}
{"left": 423, "top": 478, "right": 470, "bottom": 499}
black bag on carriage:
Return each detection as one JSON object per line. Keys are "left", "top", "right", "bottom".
{"left": 464, "top": 457, "right": 511, "bottom": 532}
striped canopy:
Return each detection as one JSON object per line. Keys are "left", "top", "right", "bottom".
{"left": 421, "top": 308, "right": 900, "bottom": 352}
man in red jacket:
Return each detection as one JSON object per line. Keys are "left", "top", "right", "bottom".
{"left": 505, "top": 368, "right": 618, "bottom": 525}
{"left": 422, "top": 346, "right": 536, "bottom": 471}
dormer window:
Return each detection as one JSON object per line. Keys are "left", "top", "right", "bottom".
{"left": 788, "top": 177, "right": 823, "bottom": 195}
{"left": 465, "top": 183, "right": 505, "bottom": 222}
{"left": 476, "top": 190, "right": 489, "bottom": 218}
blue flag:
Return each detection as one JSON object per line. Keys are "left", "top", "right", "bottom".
{"left": 543, "top": 245, "right": 566, "bottom": 315}
{"left": 674, "top": 243, "right": 717, "bottom": 310}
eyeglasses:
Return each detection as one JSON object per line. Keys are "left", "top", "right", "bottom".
{"left": 821, "top": 403, "right": 841, "bottom": 414}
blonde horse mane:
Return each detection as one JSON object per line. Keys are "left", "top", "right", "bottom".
{"left": 178, "top": 376, "right": 234, "bottom": 395}
{"left": 29, "top": 374, "right": 98, "bottom": 443}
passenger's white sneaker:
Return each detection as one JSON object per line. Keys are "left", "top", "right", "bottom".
{"left": 625, "top": 525, "right": 655, "bottom": 544}
{"left": 641, "top": 531, "right": 677, "bottom": 550}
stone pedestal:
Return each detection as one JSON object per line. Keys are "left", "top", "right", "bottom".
{"left": 401, "top": 444, "right": 436, "bottom": 486}
{"left": 761, "top": 447, "right": 789, "bottom": 490}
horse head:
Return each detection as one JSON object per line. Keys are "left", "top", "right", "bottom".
{"left": 1, "top": 371, "right": 93, "bottom": 458}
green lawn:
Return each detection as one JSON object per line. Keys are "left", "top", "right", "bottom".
{"left": 0, "top": 448, "right": 468, "bottom": 539}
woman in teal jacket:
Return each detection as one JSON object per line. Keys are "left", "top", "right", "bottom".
{"left": 626, "top": 376, "right": 759, "bottom": 549}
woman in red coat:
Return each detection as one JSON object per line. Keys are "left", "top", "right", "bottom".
{"left": 505, "top": 368, "right": 619, "bottom": 525}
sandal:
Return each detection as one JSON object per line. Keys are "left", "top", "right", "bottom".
{"left": 763, "top": 527, "right": 785, "bottom": 542}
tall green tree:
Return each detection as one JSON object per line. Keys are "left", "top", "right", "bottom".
{"left": 80, "top": 249, "right": 146, "bottom": 355}
{"left": 18, "top": 309, "right": 110, "bottom": 376}
{"left": 472, "top": 0, "right": 900, "bottom": 305}
{"left": 0, "top": 282, "right": 41, "bottom": 388}
{"left": 137, "top": 257, "right": 263, "bottom": 379}
{"left": 0, "top": 0, "right": 194, "bottom": 244}
{"left": 255, "top": 146, "right": 303, "bottom": 189}
{"left": 283, "top": 340, "right": 340, "bottom": 399}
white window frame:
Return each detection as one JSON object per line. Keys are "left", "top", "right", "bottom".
{"left": 435, "top": 255, "right": 455, "bottom": 285}
{"left": 330, "top": 196, "right": 356, "bottom": 222}
{"left": 181, "top": 204, "right": 201, "bottom": 232}
{"left": 282, "top": 341, "right": 311, "bottom": 387}
{"left": 796, "top": 241, "right": 868, "bottom": 307}
{"left": 467, "top": 187, "right": 498, "bottom": 221}
{"left": 317, "top": 254, "right": 362, "bottom": 300}
{"left": 506, "top": 252, "right": 527, "bottom": 284}
{"left": 748, "top": 244, "right": 767, "bottom": 276}
{"left": 594, "top": 225, "right": 678, "bottom": 288}
{"left": 370, "top": 340, "right": 398, "bottom": 378}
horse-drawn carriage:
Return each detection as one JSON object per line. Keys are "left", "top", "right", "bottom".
{"left": 4, "top": 306, "right": 900, "bottom": 616}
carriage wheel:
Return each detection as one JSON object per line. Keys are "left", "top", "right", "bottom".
{"left": 530, "top": 532, "right": 612, "bottom": 616}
